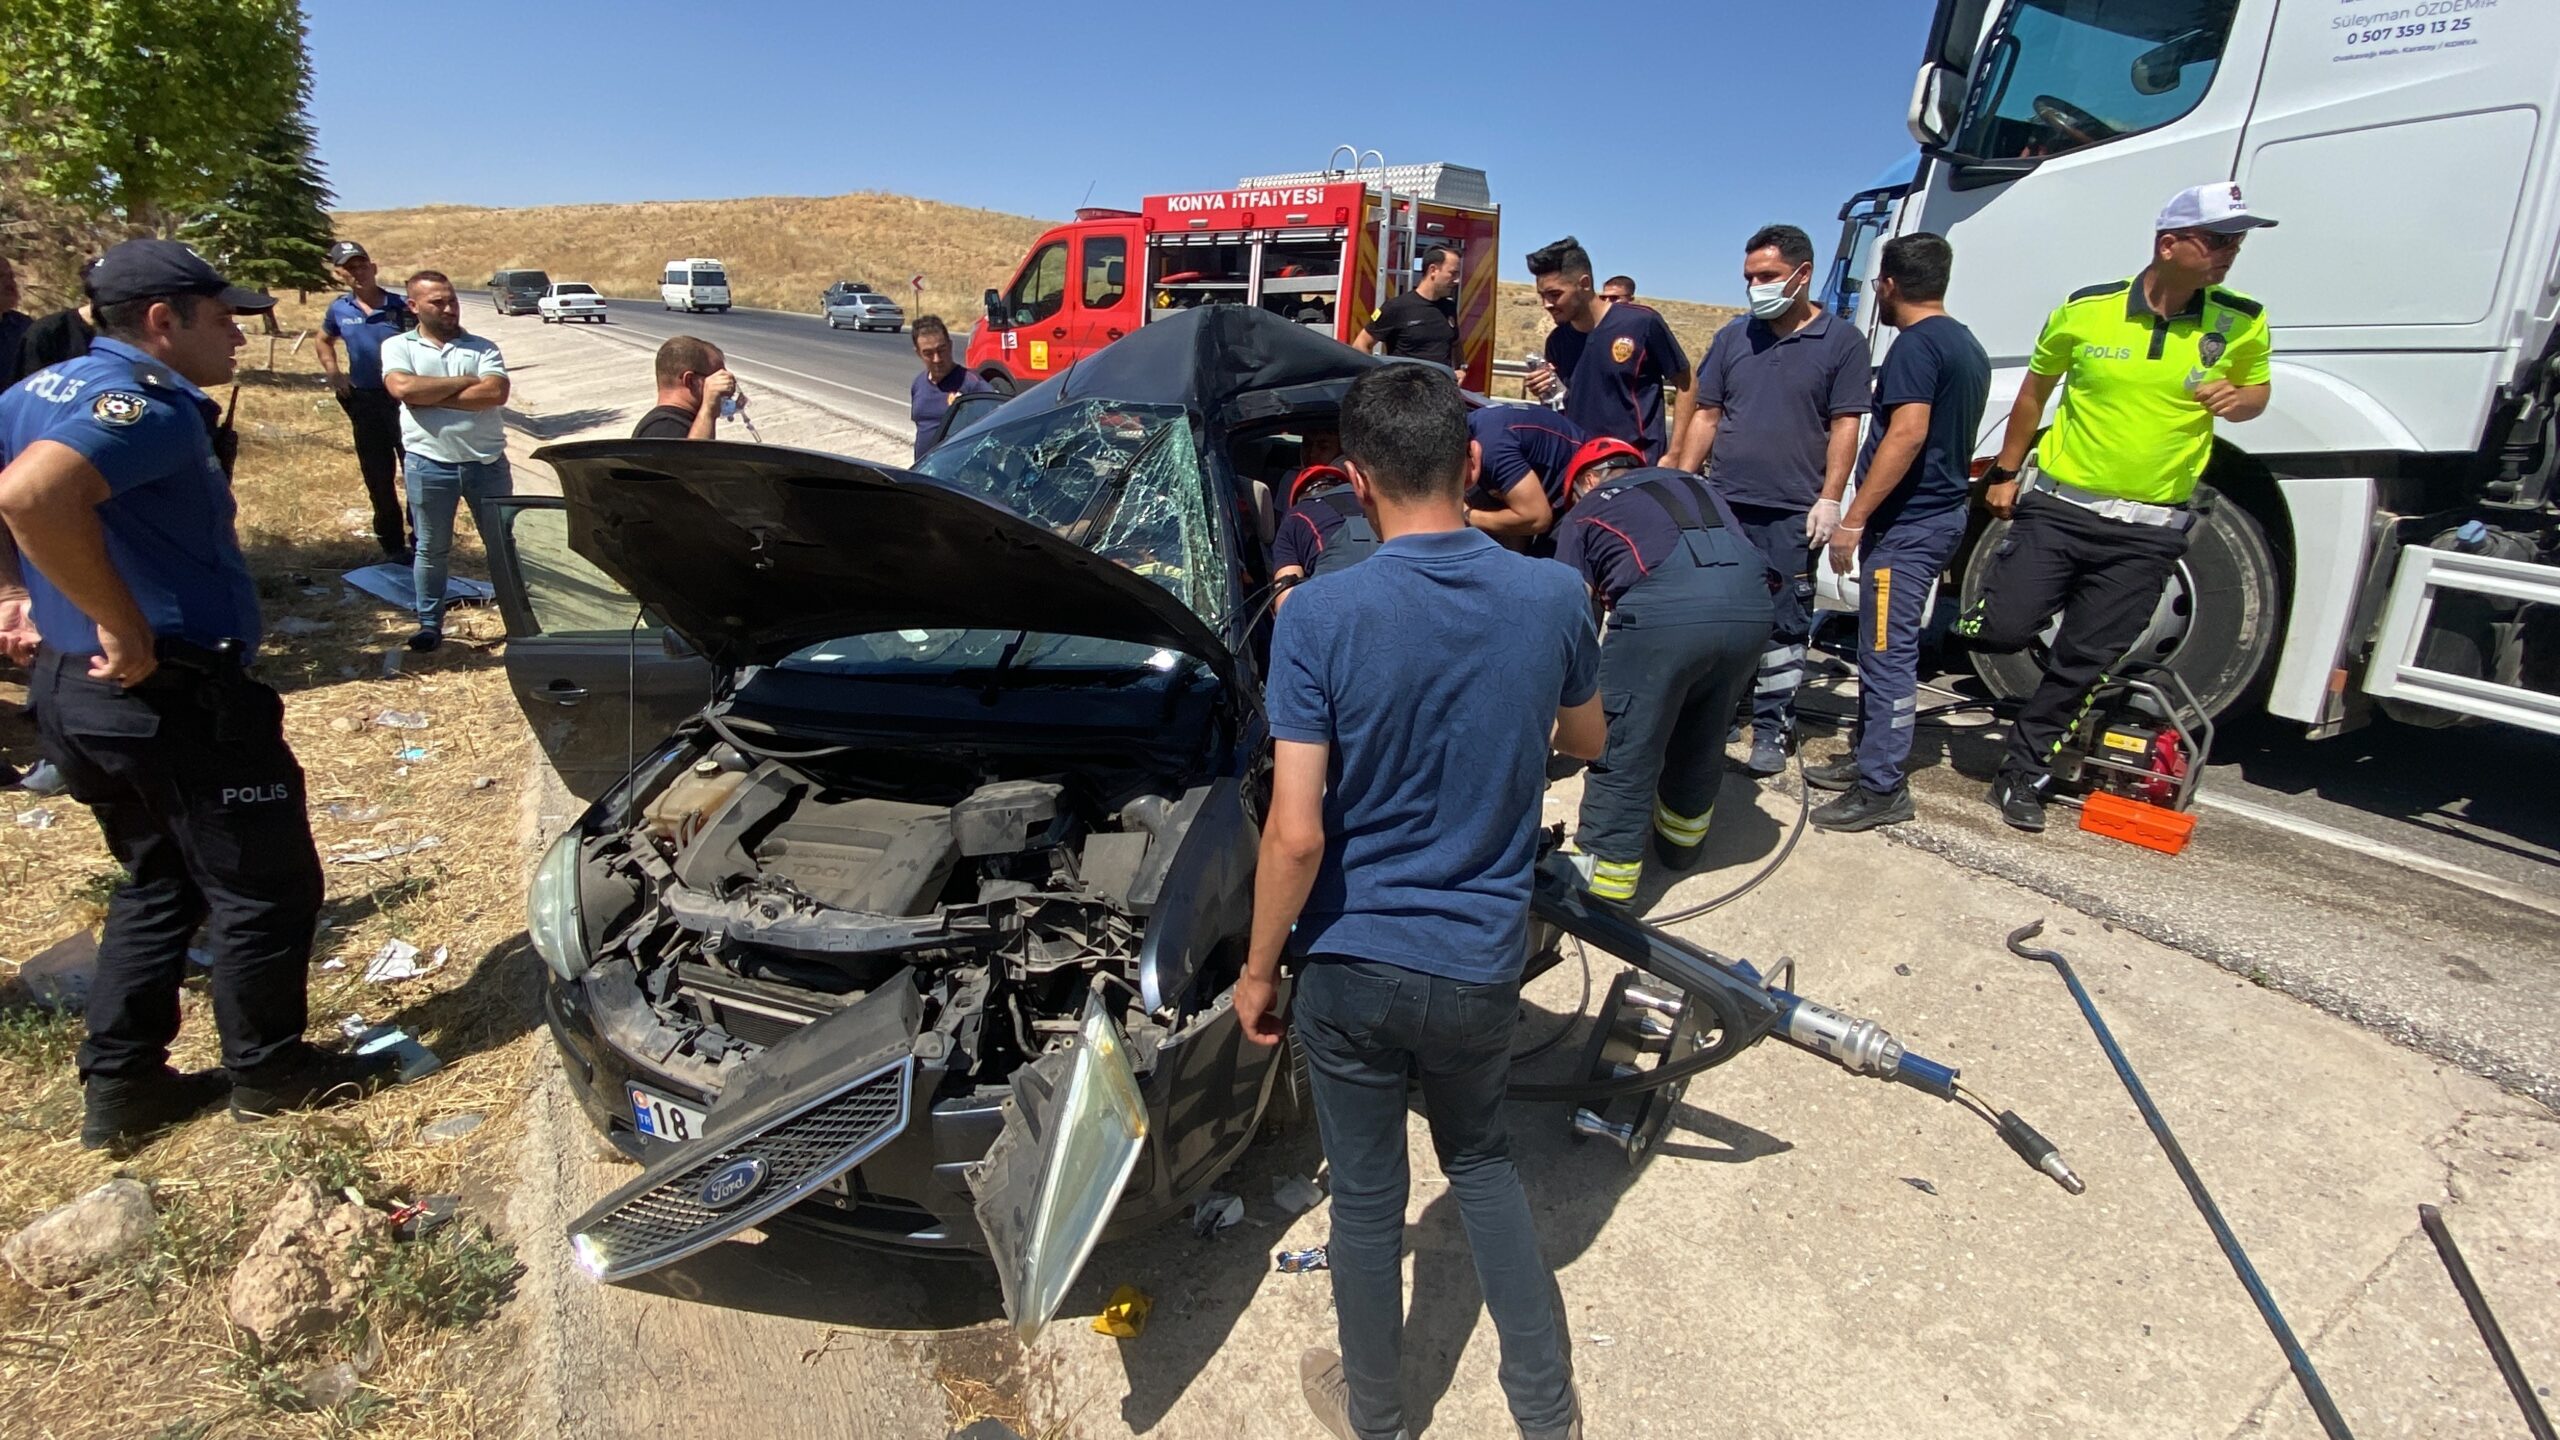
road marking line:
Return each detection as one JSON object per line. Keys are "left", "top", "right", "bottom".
{"left": 2192, "top": 790, "right": 2560, "bottom": 919}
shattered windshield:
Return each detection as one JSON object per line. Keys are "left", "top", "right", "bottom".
{"left": 910, "top": 399, "right": 1225, "bottom": 629}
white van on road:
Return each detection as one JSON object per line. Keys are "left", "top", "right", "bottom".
{"left": 661, "top": 258, "right": 731, "bottom": 313}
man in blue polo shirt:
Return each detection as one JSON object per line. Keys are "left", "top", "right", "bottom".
{"left": 316, "top": 241, "right": 415, "bottom": 561}
{"left": 1464, "top": 403, "right": 1586, "bottom": 544}
{"left": 1235, "top": 364, "right": 1603, "bottom": 1440}
{"left": 0, "top": 239, "right": 396, "bottom": 1151}
{"left": 1525, "top": 236, "right": 1692, "bottom": 464}
{"left": 1673, "top": 223, "right": 1872, "bottom": 776}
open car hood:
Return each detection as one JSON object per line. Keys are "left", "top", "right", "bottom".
{"left": 532, "top": 440, "right": 1238, "bottom": 686}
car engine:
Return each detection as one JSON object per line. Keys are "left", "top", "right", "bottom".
{"left": 576, "top": 743, "right": 1211, "bottom": 1096}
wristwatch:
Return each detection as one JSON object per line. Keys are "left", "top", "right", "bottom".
{"left": 1982, "top": 464, "right": 2018, "bottom": 487}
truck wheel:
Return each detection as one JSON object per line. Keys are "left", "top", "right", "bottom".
{"left": 1959, "top": 483, "right": 2282, "bottom": 722}
{"left": 983, "top": 370, "right": 1019, "bottom": 397}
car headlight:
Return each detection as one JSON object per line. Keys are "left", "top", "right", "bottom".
{"left": 528, "top": 829, "right": 592, "bottom": 983}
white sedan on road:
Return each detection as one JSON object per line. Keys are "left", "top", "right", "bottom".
{"left": 538, "top": 282, "right": 609, "bottom": 324}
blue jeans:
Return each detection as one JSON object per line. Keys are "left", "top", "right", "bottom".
{"left": 1851, "top": 506, "right": 1967, "bottom": 792}
{"left": 403, "top": 453, "right": 512, "bottom": 631}
{"left": 1293, "top": 956, "right": 1576, "bottom": 1440}
{"left": 1724, "top": 501, "right": 1816, "bottom": 744}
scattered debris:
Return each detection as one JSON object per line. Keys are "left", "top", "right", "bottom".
{"left": 17, "top": 930, "right": 98, "bottom": 1011}
{"left": 1272, "top": 1175, "right": 1323, "bottom": 1215}
{"left": 341, "top": 562, "right": 492, "bottom": 610}
{"left": 3, "top": 1178, "right": 156, "bottom": 1289}
{"left": 1276, "top": 1246, "right": 1330, "bottom": 1274}
{"left": 1190, "top": 1191, "right": 1244, "bottom": 1237}
{"left": 327, "top": 836, "right": 442, "bottom": 864}
{"left": 320, "top": 957, "right": 346, "bottom": 971}
{"left": 361, "top": 939, "right": 448, "bottom": 983}
{"left": 1894, "top": 963, "right": 1913, "bottom": 977}
{"left": 1586, "top": 1333, "right": 1617, "bottom": 1347}
{"left": 388, "top": 1194, "right": 459, "bottom": 1241}
{"left": 336, "top": 1013, "right": 371, "bottom": 1039}
{"left": 15, "top": 807, "right": 55, "bottom": 829}
{"left": 1902, "top": 1176, "right": 1940, "bottom": 1196}
{"left": 297, "top": 1360, "right": 364, "bottom": 1412}
{"left": 346, "top": 1022, "right": 442, "bottom": 1082}
{"left": 394, "top": 746, "right": 431, "bottom": 763}
{"left": 225, "top": 1179, "right": 391, "bottom": 1347}
{"left": 372, "top": 709, "right": 429, "bottom": 730}
{"left": 471, "top": 775, "right": 498, "bottom": 791}
{"left": 321, "top": 802, "right": 384, "bottom": 823}
{"left": 421, "top": 1113, "right": 484, "bottom": 1145}
{"left": 1091, "top": 1283, "right": 1153, "bottom": 1338}
{"left": 271, "top": 616, "right": 330, "bottom": 637}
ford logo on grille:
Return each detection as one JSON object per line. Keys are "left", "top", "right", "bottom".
{"left": 696, "top": 1157, "right": 769, "bottom": 1211}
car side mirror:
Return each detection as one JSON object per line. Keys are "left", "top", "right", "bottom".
{"left": 984, "top": 288, "right": 1009, "bottom": 329}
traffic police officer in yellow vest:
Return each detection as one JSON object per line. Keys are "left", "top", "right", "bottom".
{"left": 1960, "top": 183, "right": 2275, "bottom": 832}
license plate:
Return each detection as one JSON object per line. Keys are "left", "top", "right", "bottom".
{"left": 630, "top": 1085, "right": 707, "bottom": 1143}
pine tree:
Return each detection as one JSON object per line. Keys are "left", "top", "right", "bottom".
{"left": 183, "top": 107, "right": 334, "bottom": 293}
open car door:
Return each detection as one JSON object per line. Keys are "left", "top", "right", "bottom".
{"left": 483, "top": 495, "right": 713, "bottom": 798}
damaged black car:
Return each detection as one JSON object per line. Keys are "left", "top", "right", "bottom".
{"left": 481, "top": 308, "right": 1386, "bottom": 1334}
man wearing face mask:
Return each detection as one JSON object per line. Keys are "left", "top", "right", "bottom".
{"left": 1957, "top": 184, "right": 2274, "bottom": 832}
{"left": 1672, "top": 224, "right": 1871, "bottom": 777}
{"left": 633, "top": 335, "right": 738, "bottom": 441}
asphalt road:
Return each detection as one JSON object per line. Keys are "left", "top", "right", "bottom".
{"left": 471, "top": 290, "right": 934, "bottom": 436}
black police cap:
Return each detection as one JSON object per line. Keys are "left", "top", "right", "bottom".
{"left": 326, "top": 240, "right": 368, "bottom": 266}
{"left": 87, "top": 239, "right": 274, "bottom": 313}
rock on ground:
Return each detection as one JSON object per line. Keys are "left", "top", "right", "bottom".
{"left": 2, "top": 1178, "right": 155, "bottom": 1289}
{"left": 225, "top": 1180, "right": 390, "bottom": 1348}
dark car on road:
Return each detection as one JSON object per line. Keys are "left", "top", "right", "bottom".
{"left": 490, "top": 268, "right": 550, "bottom": 316}
{"left": 482, "top": 308, "right": 1384, "bottom": 1335}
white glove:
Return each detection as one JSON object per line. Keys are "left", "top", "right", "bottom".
{"left": 1806, "top": 498, "right": 1842, "bottom": 546}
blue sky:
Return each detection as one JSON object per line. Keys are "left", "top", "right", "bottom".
{"left": 306, "top": 0, "right": 1932, "bottom": 306}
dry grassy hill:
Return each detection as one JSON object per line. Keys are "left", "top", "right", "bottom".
{"left": 331, "top": 191, "right": 1741, "bottom": 378}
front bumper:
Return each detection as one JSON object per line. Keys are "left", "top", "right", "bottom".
{"left": 541, "top": 963, "right": 1280, "bottom": 1254}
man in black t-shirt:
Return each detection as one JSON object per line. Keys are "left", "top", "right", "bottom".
{"left": 1351, "top": 245, "right": 1461, "bottom": 367}
{"left": 632, "top": 334, "right": 736, "bottom": 439}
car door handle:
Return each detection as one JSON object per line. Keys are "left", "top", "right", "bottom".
{"left": 1050, "top": 327, "right": 1067, "bottom": 339}
{"left": 1106, "top": 328, "right": 1124, "bottom": 340}
{"left": 538, "top": 681, "right": 588, "bottom": 706}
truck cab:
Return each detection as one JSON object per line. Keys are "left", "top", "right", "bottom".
{"left": 1871, "top": 0, "right": 2560, "bottom": 736}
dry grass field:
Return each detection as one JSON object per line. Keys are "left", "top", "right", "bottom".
{"left": 330, "top": 190, "right": 1742, "bottom": 383}
{"left": 0, "top": 300, "right": 539, "bottom": 1438}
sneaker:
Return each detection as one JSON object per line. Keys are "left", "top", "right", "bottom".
{"left": 1802, "top": 755, "right": 1861, "bottom": 792}
{"left": 1744, "top": 736, "right": 1787, "bottom": 777}
{"left": 229, "top": 1041, "right": 399, "bottom": 1121}
{"left": 1988, "top": 772, "right": 2049, "bottom": 833}
{"left": 404, "top": 627, "right": 443, "bottom": 653}
{"left": 1811, "top": 784, "right": 1916, "bottom": 833}
{"left": 82, "top": 1067, "right": 232, "bottom": 1151}
{"left": 1300, "top": 1348, "right": 1408, "bottom": 1440}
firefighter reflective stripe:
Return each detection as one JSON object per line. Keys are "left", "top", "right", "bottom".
{"left": 1755, "top": 642, "right": 1805, "bottom": 694}
{"left": 1871, "top": 567, "right": 1892, "bottom": 651}
{"left": 1889, "top": 694, "right": 1917, "bottom": 731}
{"left": 1588, "top": 856, "right": 1643, "bottom": 902}
{"left": 1652, "top": 799, "right": 1712, "bottom": 847}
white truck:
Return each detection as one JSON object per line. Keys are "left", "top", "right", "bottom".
{"left": 1849, "top": 0, "right": 2559, "bottom": 737}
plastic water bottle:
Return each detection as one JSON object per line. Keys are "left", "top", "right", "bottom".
{"left": 1528, "top": 353, "right": 1567, "bottom": 411}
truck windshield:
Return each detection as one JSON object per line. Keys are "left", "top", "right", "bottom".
{"left": 1955, "top": 0, "right": 2238, "bottom": 162}
{"left": 910, "top": 398, "right": 1226, "bottom": 631}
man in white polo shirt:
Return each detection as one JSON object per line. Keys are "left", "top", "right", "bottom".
{"left": 380, "top": 270, "right": 509, "bottom": 652}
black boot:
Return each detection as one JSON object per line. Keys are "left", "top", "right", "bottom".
{"left": 82, "top": 1067, "right": 232, "bottom": 1151}
{"left": 1802, "top": 755, "right": 1861, "bottom": 792}
{"left": 229, "top": 1041, "right": 399, "bottom": 1121}
{"left": 1811, "top": 784, "right": 1916, "bottom": 832}
{"left": 1987, "top": 772, "right": 2050, "bottom": 833}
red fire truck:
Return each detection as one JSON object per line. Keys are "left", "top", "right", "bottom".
{"left": 964, "top": 158, "right": 1501, "bottom": 393}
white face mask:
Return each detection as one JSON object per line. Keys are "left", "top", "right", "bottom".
{"left": 1747, "top": 263, "right": 1809, "bottom": 320}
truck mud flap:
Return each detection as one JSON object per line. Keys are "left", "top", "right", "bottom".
{"left": 567, "top": 975, "right": 923, "bottom": 1283}
{"left": 968, "top": 988, "right": 1149, "bottom": 1340}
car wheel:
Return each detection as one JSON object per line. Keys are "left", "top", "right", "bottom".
{"left": 983, "top": 370, "right": 1019, "bottom": 397}
{"left": 1960, "top": 480, "right": 2282, "bottom": 723}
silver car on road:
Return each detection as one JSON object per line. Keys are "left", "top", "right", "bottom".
{"left": 824, "top": 292, "right": 905, "bottom": 333}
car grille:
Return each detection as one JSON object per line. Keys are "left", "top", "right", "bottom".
{"left": 569, "top": 1057, "right": 912, "bottom": 1282}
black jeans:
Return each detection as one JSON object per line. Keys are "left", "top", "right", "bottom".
{"left": 337, "top": 386, "right": 410, "bottom": 557}
{"left": 30, "top": 648, "right": 323, "bottom": 1078}
{"left": 1293, "top": 956, "right": 1576, "bottom": 1440}
{"left": 1961, "top": 491, "right": 2192, "bottom": 780}
{"left": 1724, "top": 501, "right": 1816, "bottom": 743}
{"left": 1578, "top": 575, "right": 1768, "bottom": 889}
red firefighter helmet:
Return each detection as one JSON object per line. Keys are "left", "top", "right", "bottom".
{"left": 1289, "top": 463, "right": 1352, "bottom": 505}
{"left": 1563, "top": 437, "right": 1646, "bottom": 499}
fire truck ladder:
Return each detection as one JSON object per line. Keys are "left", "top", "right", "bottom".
{"left": 1325, "top": 144, "right": 1416, "bottom": 317}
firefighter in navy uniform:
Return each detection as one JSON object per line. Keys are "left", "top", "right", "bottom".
{"left": 0, "top": 240, "right": 396, "bottom": 1152}
{"left": 1553, "top": 440, "right": 1778, "bottom": 902}
{"left": 1959, "top": 184, "right": 2276, "bottom": 831}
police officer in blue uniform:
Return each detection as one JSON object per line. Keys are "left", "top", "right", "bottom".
{"left": 0, "top": 240, "right": 395, "bottom": 1151}
{"left": 1552, "top": 440, "right": 1778, "bottom": 902}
